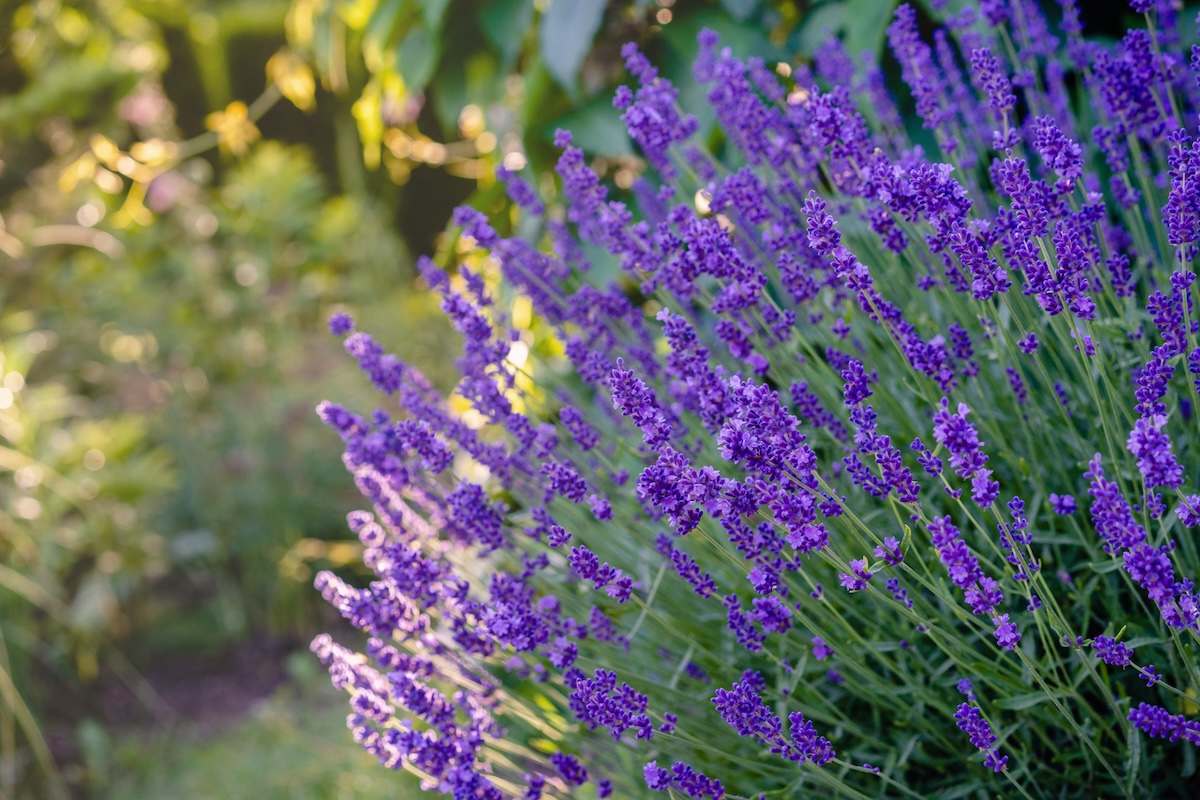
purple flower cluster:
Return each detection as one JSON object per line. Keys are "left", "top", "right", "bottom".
{"left": 932, "top": 399, "right": 998, "bottom": 508}
{"left": 643, "top": 761, "right": 724, "bottom": 798}
{"left": 310, "top": 1, "right": 1200, "bottom": 794}
{"left": 1092, "top": 635, "right": 1135, "bottom": 667}
{"left": 1127, "top": 704, "right": 1200, "bottom": 747}
{"left": 568, "top": 668, "right": 654, "bottom": 741}
{"left": 1085, "top": 455, "right": 1198, "bottom": 630}
{"left": 954, "top": 703, "right": 1008, "bottom": 772}
{"left": 712, "top": 680, "right": 834, "bottom": 766}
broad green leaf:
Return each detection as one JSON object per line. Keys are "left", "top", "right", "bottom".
{"left": 720, "top": 0, "right": 761, "bottom": 21}
{"left": 417, "top": 0, "right": 452, "bottom": 31}
{"left": 397, "top": 25, "right": 439, "bottom": 90}
{"left": 481, "top": 0, "right": 535, "bottom": 68}
{"left": 662, "top": 10, "right": 785, "bottom": 139}
{"left": 844, "top": 0, "right": 896, "bottom": 60}
{"left": 797, "top": 3, "right": 850, "bottom": 57}
{"left": 546, "top": 96, "right": 633, "bottom": 156}
{"left": 431, "top": 52, "right": 467, "bottom": 131}
{"left": 519, "top": 58, "right": 573, "bottom": 169}
{"left": 363, "top": 0, "right": 406, "bottom": 51}
{"left": 538, "top": 0, "right": 605, "bottom": 95}
{"left": 662, "top": 8, "right": 785, "bottom": 62}
{"left": 797, "top": 0, "right": 896, "bottom": 62}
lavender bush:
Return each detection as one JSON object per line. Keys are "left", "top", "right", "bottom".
{"left": 309, "top": 1, "right": 1200, "bottom": 797}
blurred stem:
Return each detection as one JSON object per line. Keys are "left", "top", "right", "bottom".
{"left": 334, "top": 112, "right": 369, "bottom": 198}
{"left": 0, "top": 630, "right": 67, "bottom": 800}
{"left": 0, "top": 628, "right": 12, "bottom": 800}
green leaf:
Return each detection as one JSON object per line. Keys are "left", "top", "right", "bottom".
{"left": 539, "top": 0, "right": 605, "bottom": 95}
{"left": 1125, "top": 636, "right": 1168, "bottom": 648}
{"left": 417, "top": 0, "right": 452, "bottom": 31}
{"left": 519, "top": 58, "right": 572, "bottom": 169}
{"left": 431, "top": 54, "right": 466, "bottom": 131}
{"left": 481, "top": 0, "right": 535, "bottom": 68}
{"left": 661, "top": 10, "right": 784, "bottom": 138}
{"left": 546, "top": 96, "right": 633, "bottom": 156}
{"left": 796, "top": 0, "right": 896, "bottom": 62}
{"left": 1125, "top": 720, "right": 1141, "bottom": 797}
{"left": 397, "top": 25, "right": 439, "bottom": 90}
{"left": 844, "top": 0, "right": 896, "bottom": 60}
{"left": 797, "top": 3, "right": 849, "bottom": 57}
{"left": 720, "top": 0, "right": 761, "bottom": 21}
{"left": 996, "top": 690, "right": 1066, "bottom": 710}
{"left": 363, "top": 0, "right": 406, "bottom": 51}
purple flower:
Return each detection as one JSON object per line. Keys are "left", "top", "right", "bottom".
{"left": 839, "top": 558, "right": 873, "bottom": 591}
{"left": 568, "top": 669, "right": 653, "bottom": 741}
{"left": 969, "top": 47, "right": 1015, "bottom": 115}
{"left": 873, "top": 536, "right": 904, "bottom": 566}
{"left": 328, "top": 311, "right": 355, "bottom": 335}
{"left": 313, "top": 7, "right": 1200, "bottom": 793}
{"left": 1128, "top": 703, "right": 1200, "bottom": 746}
{"left": 616, "top": 44, "right": 698, "bottom": 179}
{"left": 1177, "top": 495, "right": 1200, "bottom": 527}
{"left": 550, "top": 751, "right": 589, "bottom": 786}
{"left": 842, "top": 359, "right": 873, "bottom": 406}
{"left": 1127, "top": 415, "right": 1185, "bottom": 489}
{"left": 996, "top": 157, "right": 1050, "bottom": 239}
{"left": 644, "top": 761, "right": 672, "bottom": 791}
{"left": 964, "top": 577, "right": 1003, "bottom": 616}
{"left": 670, "top": 762, "right": 725, "bottom": 798}
{"left": 1049, "top": 493, "right": 1077, "bottom": 515}
{"left": 1164, "top": 129, "right": 1200, "bottom": 250}
{"left": 1006, "top": 367, "right": 1028, "bottom": 405}
{"left": 1032, "top": 116, "right": 1083, "bottom": 186}
{"left": 887, "top": 5, "right": 950, "bottom": 134}
{"left": 1092, "top": 635, "right": 1134, "bottom": 666}
{"left": 610, "top": 359, "right": 673, "bottom": 449}
{"left": 712, "top": 680, "right": 781, "bottom": 740}
{"left": 788, "top": 712, "right": 836, "bottom": 765}
{"left": 1084, "top": 454, "right": 1148, "bottom": 554}
{"left": 954, "top": 702, "right": 1008, "bottom": 772}
{"left": 932, "top": 399, "right": 998, "bottom": 508}
{"left": 954, "top": 703, "right": 997, "bottom": 749}
{"left": 812, "top": 636, "right": 834, "bottom": 661}
{"left": 991, "top": 613, "right": 1022, "bottom": 650}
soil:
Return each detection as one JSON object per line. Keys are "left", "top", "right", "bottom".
{"left": 97, "top": 636, "right": 300, "bottom": 735}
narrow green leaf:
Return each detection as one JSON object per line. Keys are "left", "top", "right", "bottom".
{"left": 1125, "top": 720, "right": 1141, "bottom": 797}
{"left": 996, "top": 690, "right": 1066, "bottom": 710}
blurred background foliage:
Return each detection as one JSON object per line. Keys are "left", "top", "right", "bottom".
{"left": 0, "top": 0, "right": 900, "bottom": 795}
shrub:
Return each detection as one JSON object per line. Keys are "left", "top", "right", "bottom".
{"left": 313, "top": 2, "right": 1200, "bottom": 797}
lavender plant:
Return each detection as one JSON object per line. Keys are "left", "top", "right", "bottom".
{"left": 310, "top": 2, "right": 1200, "bottom": 797}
